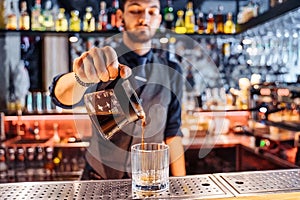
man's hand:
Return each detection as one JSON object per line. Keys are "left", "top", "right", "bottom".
{"left": 73, "top": 46, "right": 131, "bottom": 84}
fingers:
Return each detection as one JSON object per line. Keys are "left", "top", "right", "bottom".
{"left": 89, "top": 47, "right": 109, "bottom": 82}
{"left": 119, "top": 64, "right": 132, "bottom": 79}
{"left": 73, "top": 46, "right": 121, "bottom": 83}
{"left": 102, "top": 46, "right": 119, "bottom": 80}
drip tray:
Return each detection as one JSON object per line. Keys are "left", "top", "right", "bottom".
{"left": 0, "top": 175, "right": 233, "bottom": 200}
{"left": 133, "top": 175, "right": 233, "bottom": 199}
{"left": 214, "top": 169, "right": 300, "bottom": 196}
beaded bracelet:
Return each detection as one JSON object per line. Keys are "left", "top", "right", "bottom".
{"left": 74, "top": 73, "right": 94, "bottom": 87}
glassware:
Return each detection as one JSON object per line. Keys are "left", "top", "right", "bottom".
{"left": 131, "top": 143, "right": 169, "bottom": 194}
{"left": 55, "top": 8, "right": 68, "bottom": 32}
{"left": 84, "top": 79, "right": 145, "bottom": 140}
{"left": 19, "top": 1, "right": 30, "bottom": 30}
{"left": 70, "top": 10, "right": 81, "bottom": 31}
{"left": 31, "top": 0, "right": 44, "bottom": 31}
{"left": 97, "top": 1, "right": 108, "bottom": 31}
{"left": 185, "top": 1, "right": 195, "bottom": 34}
{"left": 224, "top": 12, "right": 236, "bottom": 34}
{"left": 206, "top": 10, "right": 215, "bottom": 34}
{"left": 83, "top": 7, "right": 95, "bottom": 32}
{"left": 175, "top": 10, "right": 186, "bottom": 34}
{"left": 164, "top": 0, "right": 174, "bottom": 30}
{"left": 6, "top": 0, "right": 17, "bottom": 30}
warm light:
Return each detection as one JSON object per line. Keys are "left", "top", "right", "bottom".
{"left": 242, "top": 38, "right": 252, "bottom": 45}
{"left": 69, "top": 36, "right": 79, "bottom": 43}
{"left": 277, "top": 88, "right": 290, "bottom": 96}
{"left": 259, "top": 107, "right": 267, "bottom": 113}
{"left": 260, "top": 88, "right": 271, "bottom": 96}
{"left": 169, "top": 37, "right": 176, "bottom": 44}
{"left": 160, "top": 37, "right": 169, "bottom": 44}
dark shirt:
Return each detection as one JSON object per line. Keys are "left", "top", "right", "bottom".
{"left": 49, "top": 42, "right": 183, "bottom": 179}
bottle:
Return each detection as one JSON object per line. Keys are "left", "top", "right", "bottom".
{"left": 164, "top": 0, "right": 174, "bottom": 30}
{"left": 224, "top": 12, "right": 236, "bottom": 34}
{"left": 197, "top": 11, "right": 205, "bottom": 34}
{"left": 15, "top": 147, "right": 26, "bottom": 182}
{"left": 109, "top": 0, "right": 119, "bottom": 29}
{"left": 97, "top": 1, "right": 108, "bottom": 31}
{"left": 0, "top": 148, "right": 8, "bottom": 183}
{"left": 83, "top": 6, "right": 95, "bottom": 32}
{"left": 185, "top": 1, "right": 195, "bottom": 34}
{"left": 6, "top": 147, "right": 15, "bottom": 182}
{"left": 6, "top": 0, "right": 17, "bottom": 30}
{"left": 34, "top": 146, "right": 45, "bottom": 181}
{"left": 53, "top": 149, "right": 62, "bottom": 172}
{"left": 0, "top": 0, "right": 5, "bottom": 29}
{"left": 25, "top": 147, "right": 35, "bottom": 181}
{"left": 206, "top": 10, "right": 215, "bottom": 34}
{"left": 44, "top": 147, "right": 54, "bottom": 180}
{"left": 216, "top": 5, "right": 224, "bottom": 34}
{"left": 19, "top": 1, "right": 30, "bottom": 30}
{"left": 42, "top": 0, "right": 55, "bottom": 30}
{"left": 55, "top": 8, "right": 68, "bottom": 32}
{"left": 69, "top": 10, "right": 81, "bottom": 31}
{"left": 31, "top": 0, "right": 44, "bottom": 31}
{"left": 175, "top": 10, "right": 186, "bottom": 34}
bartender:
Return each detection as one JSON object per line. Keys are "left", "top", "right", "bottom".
{"left": 50, "top": 0, "right": 186, "bottom": 179}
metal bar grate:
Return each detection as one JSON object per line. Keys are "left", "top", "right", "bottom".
{"left": 0, "top": 175, "right": 233, "bottom": 200}
{"left": 214, "top": 169, "right": 300, "bottom": 196}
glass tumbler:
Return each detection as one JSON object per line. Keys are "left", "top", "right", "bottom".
{"left": 131, "top": 143, "right": 169, "bottom": 194}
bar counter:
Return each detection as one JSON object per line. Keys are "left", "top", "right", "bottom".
{"left": 0, "top": 169, "right": 299, "bottom": 199}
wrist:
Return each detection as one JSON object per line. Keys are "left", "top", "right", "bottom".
{"left": 74, "top": 73, "right": 95, "bottom": 87}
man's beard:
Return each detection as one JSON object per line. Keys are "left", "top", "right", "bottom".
{"left": 124, "top": 23, "right": 156, "bottom": 43}
{"left": 126, "top": 30, "right": 155, "bottom": 43}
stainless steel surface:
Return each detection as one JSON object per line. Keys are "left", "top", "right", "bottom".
{"left": 133, "top": 175, "right": 233, "bottom": 199}
{"left": 214, "top": 169, "right": 300, "bottom": 196}
{"left": 0, "top": 175, "right": 233, "bottom": 200}
{"left": 1, "top": 169, "right": 300, "bottom": 199}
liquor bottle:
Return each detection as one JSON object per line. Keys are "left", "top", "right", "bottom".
{"left": 109, "top": 0, "right": 119, "bottom": 29}
{"left": 6, "top": 0, "right": 17, "bottom": 30}
{"left": 185, "top": 1, "right": 195, "bottom": 34}
{"left": 206, "top": 10, "right": 215, "bottom": 34}
{"left": 0, "top": 0, "right": 5, "bottom": 29}
{"left": 0, "top": 148, "right": 8, "bottom": 183}
{"left": 224, "top": 12, "right": 236, "bottom": 34}
{"left": 53, "top": 149, "right": 62, "bottom": 172}
{"left": 197, "top": 11, "right": 205, "bottom": 34}
{"left": 55, "top": 8, "right": 68, "bottom": 32}
{"left": 97, "top": 1, "right": 108, "bottom": 31}
{"left": 44, "top": 147, "right": 54, "bottom": 180}
{"left": 6, "top": 147, "right": 16, "bottom": 182}
{"left": 69, "top": 10, "right": 81, "bottom": 31}
{"left": 215, "top": 5, "right": 224, "bottom": 34}
{"left": 164, "top": 0, "right": 174, "bottom": 30}
{"left": 31, "top": 0, "right": 44, "bottom": 31}
{"left": 25, "top": 147, "right": 35, "bottom": 181}
{"left": 19, "top": 1, "right": 30, "bottom": 30}
{"left": 175, "top": 10, "right": 186, "bottom": 34}
{"left": 15, "top": 147, "right": 26, "bottom": 182}
{"left": 83, "top": 6, "right": 95, "bottom": 32}
{"left": 34, "top": 146, "right": 45, "bottom": 181}
{"left": 42, "top": 0, "right": 55, "bottom": 30}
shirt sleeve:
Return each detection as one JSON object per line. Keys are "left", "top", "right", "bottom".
{"left": 164, "top": 60, "right": 184, "bottom": 138}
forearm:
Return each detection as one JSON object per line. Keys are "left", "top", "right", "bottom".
{"left": 54, "top": 72, "right": 87, "bottom": 106}
{"left": 165, "top": 135, "right": 186, "bottom": 176}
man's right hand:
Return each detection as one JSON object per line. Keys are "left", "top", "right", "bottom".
{"left": 73, "top": 46, "right": 131, "bottom": 84}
